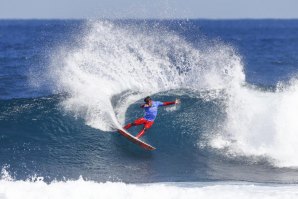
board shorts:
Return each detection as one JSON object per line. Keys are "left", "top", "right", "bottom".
{"left": 133, "top": 117, "right": 154, "bottom": 129}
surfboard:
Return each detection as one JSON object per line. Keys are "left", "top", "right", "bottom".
{"left": 117, "top": 129, "right": 156, "bottom": 150}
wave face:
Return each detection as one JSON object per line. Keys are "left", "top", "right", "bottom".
{"left": 2, "top": 20, "right": 298, "bottom": 185}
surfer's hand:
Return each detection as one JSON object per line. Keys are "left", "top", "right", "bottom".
{"left": 175, "top": 99, "right": 181, "bottom": 104}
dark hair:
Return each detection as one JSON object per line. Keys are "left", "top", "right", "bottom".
{"left": 144, "top": 96, "right": 151, "bottom": 103}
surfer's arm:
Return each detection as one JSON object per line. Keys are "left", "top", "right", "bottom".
{"left": 162, "top": 101, "right": 175, "bottom": 106}
{"left": 162, "top": 99, "right": 180, "bottom": 106}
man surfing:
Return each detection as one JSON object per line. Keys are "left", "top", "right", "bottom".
{"left": 122, "top": 96, "right": 180, "bottom": 139}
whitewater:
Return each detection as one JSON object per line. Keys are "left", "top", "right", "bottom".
{"left": 1, "top": 165, "right": 298, "bottom": 199}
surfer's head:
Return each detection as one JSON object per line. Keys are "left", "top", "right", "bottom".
{"left": 144, "top": 96, "right": 152, "bottom": 105}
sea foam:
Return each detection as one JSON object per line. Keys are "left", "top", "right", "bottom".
{"left": 1, "top": 178, "right": 298, "bottom": 199}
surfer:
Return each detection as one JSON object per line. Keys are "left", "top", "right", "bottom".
{"left": 123, "top": 96, "right": 180, "bottom": 138}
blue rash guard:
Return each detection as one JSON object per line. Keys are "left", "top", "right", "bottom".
{"left": 144, "top": 101, "right": 164, "bottom": 121}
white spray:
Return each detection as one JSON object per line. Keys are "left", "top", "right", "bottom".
{"left": 46, "top": 20, "right": 243, "bottom": 131}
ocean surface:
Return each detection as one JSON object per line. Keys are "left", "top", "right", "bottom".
{"left": 1, "top": 19, "right": 298, "bottom": 198}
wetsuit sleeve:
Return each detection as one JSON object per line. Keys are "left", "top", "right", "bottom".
{"left": 162, "top": 101, "right": 175, "bottom": 106}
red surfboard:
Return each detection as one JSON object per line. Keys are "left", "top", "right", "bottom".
{"left": 117, "top": 129, "right": 156, "bottom": 150}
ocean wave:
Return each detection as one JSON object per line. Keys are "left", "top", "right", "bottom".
{"left": 33, "top": 20, "right": 298, "bottom": 168}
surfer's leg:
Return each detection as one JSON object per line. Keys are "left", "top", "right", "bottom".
{"left": 136, "top": 120, "right": 154, "bottom": 138}
{"left": 124, "top": 118, "right": 146, "bottom": 129}
{"left": 123, "top": 123, "right": 133, "bottom": 129}
{"left": 136, "top": 128, "right": 147, "bottom": 138}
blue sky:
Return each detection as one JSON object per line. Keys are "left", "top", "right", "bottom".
{"left": 1, "top": 0, "right": 298, "bottom": 19}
